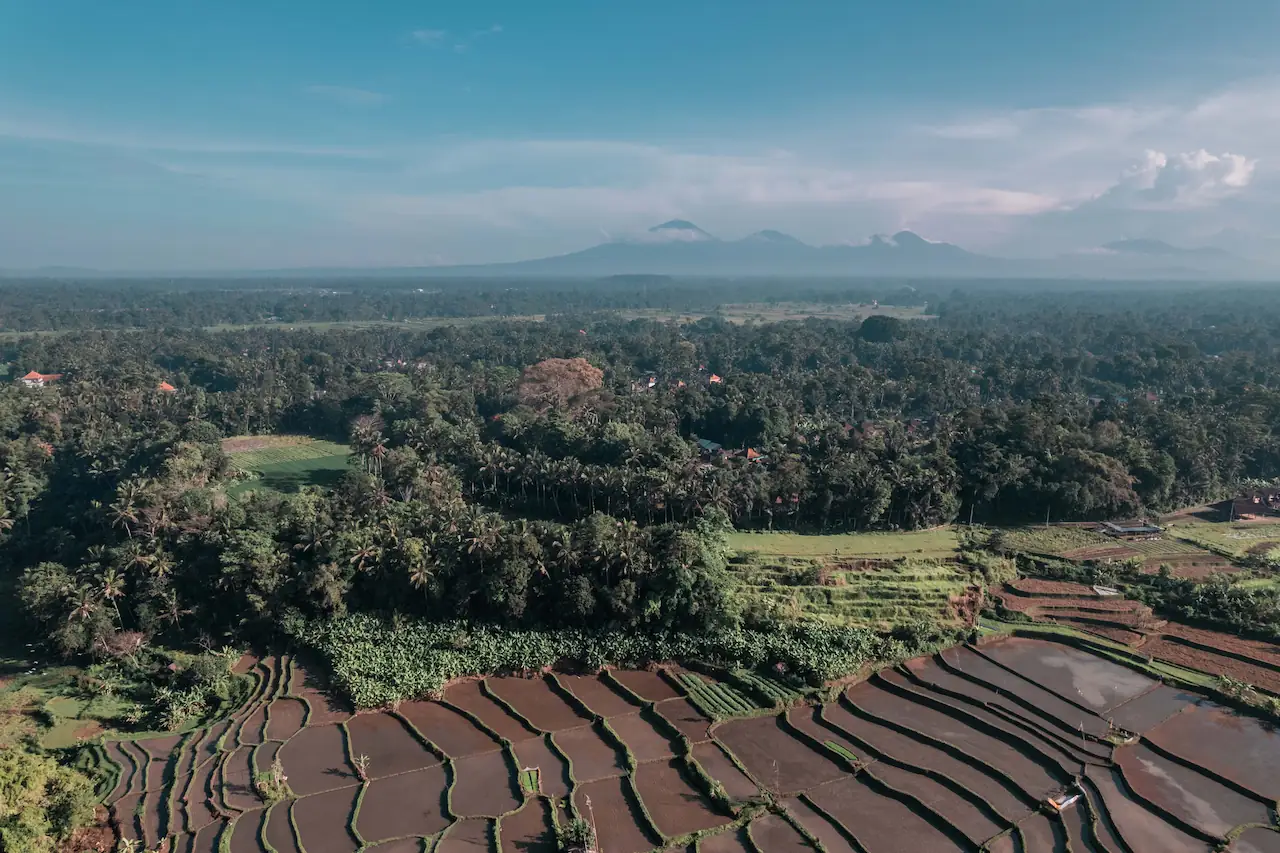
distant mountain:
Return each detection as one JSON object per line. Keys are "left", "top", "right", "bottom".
{"left": 741, "top": 229, "right": 806, "bottom": 246}
{"left": 1102, "top": 238, "right": 1232, "bottom": 258}
{"left": 4, "top": 224, "right": 1275, "bottom": 280}
{"left": 411, "top": 223, "right": 1006, "bottom": 277}
{"left": 643, "top": 220, "right": 716, "bottom": 242}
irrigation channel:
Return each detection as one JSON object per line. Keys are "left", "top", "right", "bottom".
{"left": 97, "top": 636, "right": 1280, "bottom": 853}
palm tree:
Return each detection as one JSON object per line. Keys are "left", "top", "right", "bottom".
{"left": 68, "top": 590, "right": 96, "bottom": 623}
{"left": 159, "top": 590, "right": 191, "bottom": 630}
{"left": 100, "top": 568, "right": 126, "bottom": 624}
{"left": 108, "top": 493, "right": 139, "bottom": 538}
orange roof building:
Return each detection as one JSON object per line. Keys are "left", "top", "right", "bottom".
{"left": 19, "top": 371, "right": 62, "bottom": 387}
{"left": 709, "top": 374, "right": 723, "bottom": 384}
{"left": 157, "top": 381, "right": 177, "bottom": 393}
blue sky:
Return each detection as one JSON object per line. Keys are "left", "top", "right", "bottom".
{"left": 3, "top": 0, "right": 1279, "bottom": 268}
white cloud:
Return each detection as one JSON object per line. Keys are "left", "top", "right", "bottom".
{"left": 410, "top": 29, "right": 447, "bottom": 45}
{"left": 1094, "top": 149, "right": 1256, "bottom": 207}
{"left": 304, "top": 85, "right": 388, "bottom": 107}
{"left": 412, "top": 24, "right": 501, "bottom": 52}
{"left": 6, "top": 75, "right": 1280, "bottom": 266}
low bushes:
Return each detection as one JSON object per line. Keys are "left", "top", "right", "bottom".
{"left": 300, "top": 615, "right": 908, "bottom": 708}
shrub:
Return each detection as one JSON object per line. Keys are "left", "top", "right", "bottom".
{"left": 298, "top": 615, "right": 895, "bottom": 707}
{"left": 0, "top": 747, "right": 96, "bottom": 853}
{"left": 555, "top": 817, "right": 595, "bottom": 852}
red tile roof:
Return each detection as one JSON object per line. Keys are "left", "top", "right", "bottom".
{"left": 157, "top": 381, "right": 177, "bottom": 392}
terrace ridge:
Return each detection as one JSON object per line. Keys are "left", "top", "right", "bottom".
{"left": 837, "top": 693, "right": 1041, "bottom": 810}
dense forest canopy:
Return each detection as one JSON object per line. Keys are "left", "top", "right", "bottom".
{"left": 0, "top": 278, "right": 1278, "bottom": 669}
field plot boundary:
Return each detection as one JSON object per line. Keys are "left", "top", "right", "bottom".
{"left": 837, "top": 692, "right": 1043, "bottom": 811}
{"left": 912, "top": 653, "right": 1112, "bottom": 746}
{"left": 1111, "top": 746, "right": 1245, "bottom": 845}
{"left": 867, "top": 672, "right": 1075, "bottom": 787}
{"left": 811, "top": 705, "right": 1016, "bottom": 831}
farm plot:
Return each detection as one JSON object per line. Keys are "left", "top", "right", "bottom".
{"left": 356, "top": 765, "right": 451, "bottom": 841}
{"left": 746, "top": 813, "right": 815, "bottom": 852}
{"left": 727, "top": 528, "right": 959, "bottom": 559}
{"left": 486, "top": 675, "right": 591, "bottom": 731}
{"left": 557, "top": 673, "right": 639, "bottom": 717}
{"left": 689, "top": 742, "right": 759, "bottom": 802}
{"left": 803, "top": 775, "right": 965, "bottom": 852}
{"left": 1114, "top": 743, "right": 1271, "bottom": 836}
{"left": 1173, "top": 522, "right": 1280, "bottom": 559}
{"left": 223, "top": 435, "right": 353, "bottom": 495}
{"left": 714, "top": 715, "right": 845, "bottom": 794}
{"left": 729, "top": 557, "right": 974, "bottom": 627}
{"left": 443, "top": 680, "right": 535, "bottom": 741}
{"left": 552, "top": 724, "right": 628, "bottom": 781}
{"left": 294, "top": 785, "right": 361, "bottom": 852}
{"left": 499, "top": 798, "right": 556, "bottom": 853}
{"left": 633, "top": 759, "right": 731, "bottom": 837}
{"left": 817, "top": 701, "right": 1031, "bottom": 823}
{"left": 976, "top": 636, "right": 1158, "bottom": 712}
{"left": 450, "top": 750, "right": 521, "bottom": 817}
{"left": 398, "top": 699, "right": 503, "bottom": 757}
{"left": 1141, "top": 637, "right": 1280, "bottom": 693}
{"left": 1146, "top": 704, "right": 1280, "bottom": 801}
{"left": 844, "top": 679, "right": 1063, "bottom": 800}
{"left": 782, "top": 796, "right": 858, "bottom": 853}
{"left": 999, "top": 525, "right": 1119, "bottom": 557}
{"left": 655, "top": 697, "right": 712, "bottom": 742}
{"left": 511, "top": 735, "right": 571, "bottom": 797}
{"left": 96, "top": 651, "right": 1280, "bottom": 853}
{"left": 673, "top": 672, "right": 759, "bottom": 719}
{"left": 609, "top": 669, "right": 681, "bottom": 702}
{"left": 346, "top": 711, "right": 439, "bottom": 778}
{"left": 608, "top": 711, "right": 678, "bottom": 762}
{"left": 573, "top": 776, "right": 660, "bottom": 853}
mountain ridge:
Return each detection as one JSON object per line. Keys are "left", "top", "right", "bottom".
{"left": 1, "top": 223, "right": 1270, "bottom": 279}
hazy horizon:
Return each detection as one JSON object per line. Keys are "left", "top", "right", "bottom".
{"left": 3, "top": 1, "right": 1280, "bottom": 270}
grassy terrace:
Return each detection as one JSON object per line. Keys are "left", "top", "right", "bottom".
{"left": 726, "top": 529, "right": 970, "bottom": 627}
{"left": 726, "top": 529, "right": 960, "bottom": 560}
{"left": 1170, "top": 521, "right": 1280, "bottom": 559}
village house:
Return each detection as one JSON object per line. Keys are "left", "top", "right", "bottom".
{"left": 1098, "top": 521, "right": 1163, "bottom": 540}
{"left": 1224, "top": 489, "right": 1280, "bottom": 521}
{"left": 19, "top": 371, "right": 62, "bottom": 388}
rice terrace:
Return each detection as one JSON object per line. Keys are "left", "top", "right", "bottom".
{"left": 94, "top": 631, "right": 1280, "bottom": 853}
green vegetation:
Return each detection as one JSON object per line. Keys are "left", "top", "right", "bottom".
{"left": 300, "top": 614, "right": 961, "bottom": 708}
{"left": 995, "top": 526, "right": 1115, "bottom": 556}
{"left": 730, "top": 556, "right": 975, "bottom": 628}
{"left": 4, "top": 280, "right": 1280, "bottom": 847}
{"left": 1172, "top": 522, "right": 1280, "bottom": 559}
{"left": 0, "top": 645, "right": 244, "bottom": 748}
{"left": 727, "top": 529, "right": 959, "bottom": 559}
{"left": 224, "top": 435, "right": 353, "bottom": 495}
{"left": 674, "top": 673, "right": 760, "bottom": 718}
{"left": 253, "top": 757, "right": 293, "bottom": 804}
{"left": 730, "top": 670, "right": 805, "bottom": 706}
{"left": 0, "top": 747, "right": 97, "bottom": 853}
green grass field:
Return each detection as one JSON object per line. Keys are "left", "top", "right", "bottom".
{"left": 996, "top": 526, "right": 1115, "bottom": 556}
{"left": 1170, "top": 522, "right": 1280, "bottom": 558}
{"left": 730, "top": 558, "right": 974, "bottom": 628}
{"left": 726, "top": 529, "right": 959, "bottom": 559}
{"left": 724, "top": 529, "right": 967, "bottom": 627}
{"left": 619, "top": 302, "right": 935, "bottom": 325}
{"left": 223, "top": 435, "right": 353, "bottom": 495}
